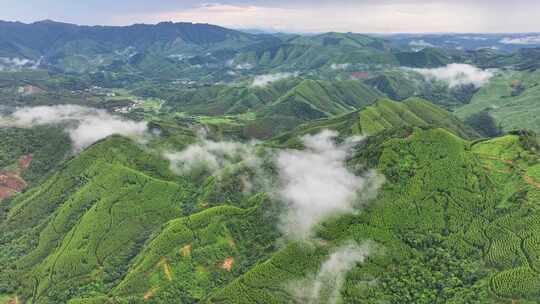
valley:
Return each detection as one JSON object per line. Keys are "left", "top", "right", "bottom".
{"left": 0, "top": 18, "right": 539, "bottom": 304}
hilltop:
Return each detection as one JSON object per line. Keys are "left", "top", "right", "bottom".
{"left": 1, "top": 19, "right": 540, "bottom": 304}
{"left": 0, "top": 97, "right": 539, "bottom": 303}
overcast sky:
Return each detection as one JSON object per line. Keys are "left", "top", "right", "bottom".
{"left": 2, "top": 0, "right": 540, "bottom": 33}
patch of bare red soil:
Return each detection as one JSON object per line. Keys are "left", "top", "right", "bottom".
{"left": 143, "top": 288, "right": 158, "bottom": 301}
{"left": 0, "top": 154, "right": 32, "bottom": 201}
{"left": 0, "top": 186, "right": 17, "bottom": 200}
{"left": 221, "top": 257, "right": 234, "bottom": 271}
{"left": 22, "top": 84, "right": 45, "bottom": 95}
{"left": 351, "top": 71, "right": 370, "bottom": 79}
{"left": 7, "top": 296, "right": 20, "bottom": 304}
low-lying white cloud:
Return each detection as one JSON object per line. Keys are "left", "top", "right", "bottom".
{"left": 166, "top": 129, "right": 383, "bottom": 240}
{"left": 0, "top": 57, "right": 41, "bottom": 71}
{"left": 235, "top": 62, "right": 254, "bottom": 70}
{"left": 252, "top": 72, "right": 298, "bottom": 87}
{"left": 293, "top": 242, "right": 371, "bottom": 304}
{"left": 459, "top": 36, "right": 489, "bottom": 41}
{"left": 409, "top": 39, "right": 435, "bottom": 50}
{"left": 0, "top": 105, "right": 147, "bottom": 151}
{"left": 164, "top": 140, "right": 258, "bottom": 174}
{"left": 409, "top": 63, "right": 495, "bottom": 88}
{"left": 330, "top": 63, "right": 350, "bottom": 70}
{"left": 276, "top": 130, "right": 382, "bottom": 240}
{"left": 500, "top": 35, "right": 540, "bottom": 45}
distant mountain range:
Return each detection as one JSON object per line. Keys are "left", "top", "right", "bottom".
{"left": 2, "top": 19, "right": 540, "bottom": 304}
{"left": 0, "top": 20, "right": 272, "bottom": 57}
{"left": 1, "top": 20, "right": 540, "bottom": 80}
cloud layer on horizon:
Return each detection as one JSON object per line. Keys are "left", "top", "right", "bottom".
{"left": 4, "top": 1, "right": 540, "bottom": 33}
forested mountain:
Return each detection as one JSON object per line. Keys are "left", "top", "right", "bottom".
{"left": 0, "top": 20, "right": 269, "bottom": 57}
{"left": 1, "top": 18, "right": 540, "bottom": 304}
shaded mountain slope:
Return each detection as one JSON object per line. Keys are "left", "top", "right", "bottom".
{"left": 244, "top": 79, "right": 381, "bottom": 138}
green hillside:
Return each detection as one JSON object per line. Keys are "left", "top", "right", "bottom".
{"left": 159, "top": 78, "right": 383, "bottom": 139}
{"left": 456, "top": 69, "right": 540, "bottom": 133}
{"left": 270, "top": 98, "right": 479, "bottom": 146}
{"left": 2, "top": 19, "right": 540, "bottom": 304}
{"left": 245, "top": 79, "right": 382, "bottom": 138}
{"left": 0, "top": 127, "right": 71, "bottom": 185}
{"left": 365, "top": 71, "right": 419, "bottom": 101}
{"left": 231, "top": 32, "right": 396, "bottom": 71}
{"left": 209, "top": 128, "right": 540, "bottom": 303}
{"left": 0, "top": 136, "right": 194, "bottom": 303}
{"left": 394, "top": 48, "right": 452, "bottom": 68}
{"left": 1, "top": 122, "right": 539, "bottom": 303}
{"left": 164, "top": 78, "right": 302, "bottom": 116}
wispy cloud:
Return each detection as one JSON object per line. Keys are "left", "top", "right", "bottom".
{"left": 0, "top": 57, "right": 41, "bottom": 71}
{"left": 164, "top": 140, "right": 258, "bottom": 174}
{"left": 500, "top": 35, "right": 540, "bottom": 45}
{"left": 252, "top": 72, "right": 298, "bottom": 87}
{"left": 409, "top": 63, "right": 495, "bottom": 88}
{"left": 165, "top": 129, "right": 383, "bottom": 240}
{"left": 409, "top": 39, "right": 435, "bottom": 51}
{"left": 330, "top": 63, "right": 350, "bottom": 70}
{"left": 292, "top": 242, "right": 372, "bottom": 304}
{"left": 0, "top": 105, "right": 147, "bottom": 151}
{"left": 276, "top": 130, "right": 383, "bottom": 240}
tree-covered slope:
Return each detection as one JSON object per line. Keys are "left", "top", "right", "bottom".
{"left": 244, "top": 79, "right": 382, "bottom": 138}
{"left": 206, "top": 128, "right": 540, "bottom": 304}
{"left": 0, "top": 127, "right": 71, "bottom": 202}
{"left": 394, "top": 48, "right": 453, "bottom": 68}
{"left": 270, "top": 98, "right": 479, "bottom": 147}
{"left": 231, "top": 32, "right": 396, "bottom": 71}
{"left": 0, "top": 127, "right": 70, "bottom": 185}
{"left": 0, "top": 136, "right": 197, "bottom": 303}
{"left": 164, "top": 78, "right": 302, "bottom": 116}
{"left": 1, "top": 124, "right": 539, "bottom": 303}
{"left": 456, "top": 69, "right": 540, "bottom": 133}
{"left": 0, "top": 20, "right": 266, "bottom": 59}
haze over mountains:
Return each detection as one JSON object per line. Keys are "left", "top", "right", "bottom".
{"left": 0, "top": 16, "right": 540, "bottom": 304}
